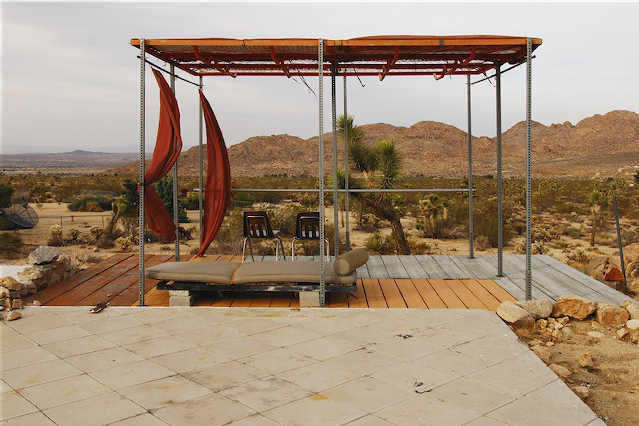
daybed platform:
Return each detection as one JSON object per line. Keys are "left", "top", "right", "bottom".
{"left": 144, "top": 248, "right": 369, "bottom": 294}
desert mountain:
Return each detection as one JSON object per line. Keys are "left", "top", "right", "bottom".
{"left": 108, "top": 110, "right": 639, "bottom": 179}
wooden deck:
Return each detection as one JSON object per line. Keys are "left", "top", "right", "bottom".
{"left": 25, "top": 253, "right": 636, "bottom": 309}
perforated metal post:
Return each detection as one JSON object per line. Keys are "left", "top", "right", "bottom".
{"left": 496, "top": 64, "right": 504, "bottom": 276}
{"left": 525, "top": 38, "right": 533, "bottom": 300}
{"left": 467, "top": 74, "right": 474, "bottom": 259}
{"left": 198, "top": 76, "right": 204, "bottom": 246}
{"left": 170, "top": 65, "right": 180, "bottom": 261}
{"left": 343, "top": 76, "right": 350, "bottom": 251}
{"left": 138, "top": 38, "right": 146, "bottom": 306}
{"left": 331, "top": 65, "right": 339, "bottom": 258}
{"left": 318, "top": 39, "right": 326, "bottom": 307}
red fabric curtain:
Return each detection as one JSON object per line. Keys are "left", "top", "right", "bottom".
{"left": 141, "top": 69, "right": 183, "bottom": 241}
{"left": 196, "top": 91, "right": 232, "bottom": 256}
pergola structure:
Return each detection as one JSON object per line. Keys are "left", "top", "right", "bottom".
{"left": 132, "top": 35, "right": 542, "bottom": 307}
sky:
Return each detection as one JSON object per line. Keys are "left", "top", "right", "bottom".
{"left": 2, "top": 1, "right": 639, "bottom": 154}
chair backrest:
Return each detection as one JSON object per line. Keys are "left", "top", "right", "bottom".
{"left": 295, "top": 212, "right": 321, "bottom": 240}
{"left": 243, "top": 211, "right": 275, "bottom": 238}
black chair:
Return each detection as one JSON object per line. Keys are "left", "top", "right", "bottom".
{"left": 242, "top": 211, "right": 286, "bottom": 262}
{"left": 291, "top": 212, "right": 330, "bottom": 261}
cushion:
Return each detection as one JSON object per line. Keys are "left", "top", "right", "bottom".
{"left": 145, "top": 261, "right": 239, "bottom": 284}
{"left": 232, "top": 261, "right": 357, "bottom": 285}
{"left": 333, "top": 248, "right": 369, "bottom": 276}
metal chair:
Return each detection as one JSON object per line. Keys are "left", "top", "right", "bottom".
{"left": 291, "top": 212, "right": 330, "bottom": 261}
{"left": 242, "top": 211, "right": 286, "bottom": 262}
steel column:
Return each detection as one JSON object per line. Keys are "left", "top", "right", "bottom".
{"left": 138, "top": 38, "right": 146, "bottom": 307}
{"left": 343, "top": 76, "right": 350, "bottom": 251}
{"left": 467, "top": 74, "right": 474, "bottom": 259}
{"left": 496, "top": 64, "right": 504, "bottom": 276}
{"left": 613, "top": 192, "right": 627, "bottom": 284}
{"left": 525, "top": 38, "right": 533, "bottom": 300}
{"left": 318, "top": 39, "right": 326, "bottom": 307}
{"left": 170, "top": 65, "right": 180, "bottom": 261}
{"left": 198, "top": 76, "right": 204, "bottom": 246}
{"left": 331, "top": 66, "right": 339, "bottom": 258}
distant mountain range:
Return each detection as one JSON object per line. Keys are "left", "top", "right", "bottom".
{"left": 108, "top": 110, "right": 639, "bottom": 179}
{"left": 1, "top": 150, "right": 150, "bottom": 172}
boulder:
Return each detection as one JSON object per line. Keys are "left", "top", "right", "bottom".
{"left": 0, "top": 286, "right": 9, "bottom": 298}
{"left": 3, "top": 310, "right": 21, "bottom": 321}
{"left": 0, "top": 277, "right": 22, "bottom": 291}
{"left": 587, "top": 331, "right": 605, "bottom": 338}
{"left": 552, "top": 295, "right": 596, "bottom": 320}
{"left": 596, "top": 302, "right": 630, "bottom": 327}
{"left": 28, "top": 246, "right": 60, "bottom": 265}
{"left": 549, "top": 363, "right": 572, "bottom": 378}
{"left": 531, "top": 345, "right": 551, "bottom": 364}
{"left": 626, "top": 319, "right": 639, "bottom": 331}
{"left": 573, "top": 386, "right": 590, "bottom": 399}
{"left": 515, "top": 299, "right": 554, "bottom": 319}
{"left": 621, "top": 301, "right": 639, "bottom": 320}
{"left": 578, "top": 353, "right": 594, "bottom": 368}
{"left": 497, "top": 301, "right": 535, "bottom": 331}
{"left": 617, "top": 328, "right": 629, "bottom": 339}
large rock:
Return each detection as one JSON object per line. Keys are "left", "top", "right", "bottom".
{"left": 28, "top": 246, "right": 60, "bottom": 265}
{"left": 621, "top": 300, "right": 639, "bottom": 320}
{"left": 552, "top": 295, "right": 596, "bottom": 320}
{"left": 626, "top": 319, "right": 639, "bottom": 331}
{"left": 0, "top": 277, "right": 22, "bottom": 291}
{"left": 515, "top": 299, "right": 554, "bottom": 319}
{"left": 549, "top": 363, "right": 572, "bottom": 378}
{"left": 587, "top": 257, "right": 626, "bottom": 291}
{"left": 596, "top": 302, "right": 630, "bottom": 327}
{"left": 497, "top": 301, "right": 535, "bottom": 331}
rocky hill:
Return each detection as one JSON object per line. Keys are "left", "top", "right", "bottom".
{"left": 107, "top": 110, "right": 639, "bottom": 179}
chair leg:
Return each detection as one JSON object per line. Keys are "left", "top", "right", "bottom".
{"left": 280, "top": 237, "right": 287, "bottom": 260}
{"left": 248, "top": 237, "right": 255, "bottom": 261}
{"left": 325, "top": 238, "right": 330, "bottom": 262}
{"left": 242, "top": 237, "right": 249, "bottom": 263}
{"left": 275, "top": 237, "right": 279, "bottom": 261}
{"left": 275, "top": 235, "right": 286, "bottom": 261}
{"left": 291, "top": 238, "right": 297, "bottom": 260}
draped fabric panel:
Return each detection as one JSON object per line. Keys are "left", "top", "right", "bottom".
{"left": 196, "top": 91, "right": 232, "bottom": 256}
{"left": 140, "top": 69, "right": 183, "bottom": 241}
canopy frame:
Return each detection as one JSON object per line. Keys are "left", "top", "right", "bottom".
{"left": 135, "top": 35, "right": 539, "bottom": 307}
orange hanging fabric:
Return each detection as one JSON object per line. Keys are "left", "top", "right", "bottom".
{"left": 196, "top": 91, "right": 231, "bottom": 256}
{"left": 140, "top": 69, "right": 183, "bottom": 241}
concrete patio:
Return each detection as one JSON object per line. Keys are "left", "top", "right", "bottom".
{"left": 2, "top": 307, "right": 605, "bottom": 426}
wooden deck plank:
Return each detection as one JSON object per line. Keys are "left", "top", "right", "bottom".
{"left": 380, "top": 256, "right": 410, "bottom": 279}
{"left": 329, "top": 292, "right": 349, "bottom": 308}
{"left": 428, "top": 279, "right": 467, "bottom": 309}
{"left": 230, "top": 292, "right": 255, "bottom": 307}
{"left": 395, "top": 279, "right": 427, "bottom": 308}
{"left": 414, "top": 255, "right": 449, "bottom": 278}
{"left": 432, "top": 256, "right": 467, "bottom": 279}
{"left": 48, "top": 254, "right": 148, "bottom": 306}
{"left": 148, "top": 290, "right": 169, "bottom": 307}
{"left": 250, "top": 294, "right": 274, "bottom": 307}
{"left": 193, "top": 293, "right": 217, "bottom": 306}
{"left": 411, "top": 278, "right": 447, "bottom": 309}
{"left": 378, "top": 278, "right": 408, "bottom": 308}
{"left": 78, "top": 255, "right": 172, "bottom": 306}
{"left": 362, "top": 279, "right": 387, "bottom": 308}
{"left": 290, "top": 296, "right": 300, "bottom": 309}
{"left": 348, "top": 279, "right": 368, "bottom": 308}
{"left": 454, "top": 256, "right": 494, "bottom": 278}
{"left": 461, "top": 279, "right": 501, "bottom": 311}
{"left": 210, "top": 292, "right": 235, "bottom": 307}
{"left": 397, "top": 256, "right": 430, "bottom": 278}
{"left": 269, "top": 293, "right": 293, "bottom": 308}
{"left": 446, "top": 279, "right": 488, "bottom": 310}
{"left": 477, "top": 279, "right": 517, "bottom": 303}
{"left": 366, "top": 256, "right": 390, "bottom": 279}
{"left": 24, "top": 254, "right": 132, "bottom": 305}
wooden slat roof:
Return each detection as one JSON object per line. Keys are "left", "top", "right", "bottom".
{"left": 131, "top": 35, "right": 542, "bottom": 79}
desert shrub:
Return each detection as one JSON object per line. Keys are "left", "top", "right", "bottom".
{"left": 154, "top": 177, "right": 189, "bottom": 223}
{"left": 475, "top": 235, "right": 491, "bottom": 251}
{"left": 121, "top": 216, "right": 138, "bottom": 239}
{"left": 67, "top": 228, "right": 80, "bottom": 243}
{"left": 364, "top": 232, "right": 397, "bottom": 254}
{"left": 47, "top": 225, "right": 64, "bottom": 246}
{"left": 96, "top": 234, "right": 115, "bottom": 249}
{"left": 184, "top": 191, "right": 200, "bottom": 210}
{"left": 0, "top": 215, "right": 15, "bottom": 230}
{"left": 516, "top": 240, "right": 548, "bottom": 255}
{"left": 409, "top": 239, "right": 439, "bottom": 255}
{"left": 68, "top": 196, "right": 113, "bottom": 212}
{"left": 0, "top": 231, "right": 22, "bottom": 254}
{"left": 115, "top": 236, "right": 134, "bottom": 252}
{"left": 566, "top": 249, "right": 594, "bottom": 265}
{"left": 473, "top": 202, "right": 514, "bottom": 248}
{"left": 0, "top": 182, "right": 14, "bottom": 208}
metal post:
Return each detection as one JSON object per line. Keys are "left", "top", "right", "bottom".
{"left": 467, "top": 74, "right": 474, "bottom": 259}
{"left": 525, "top": 37, "right": 533, "bottom": 300}
{"left": 343, "top": 76, "right": 350, "bottom": 251}
{"left": 318, "top": 39, "right": 326, "bottom": 307}
{"left": 198, "top": 76, "right": 204, "bottom": 247}
{"left": 170, "top": 65, "right": 180, "bottom": 262}
{"left": 138, "top": 38, "right": 146, "bottom": 307}
{"left": 613, "top": 192, "right": 627, "bottom": 285}
{"left": 331, "top": 65, "right": 339, "bottom": 258}
{"left": 496, "top": 63, "right": 504, "bottom": 276}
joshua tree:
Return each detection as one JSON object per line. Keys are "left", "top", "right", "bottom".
{"left": 336, "top": 134, "right": 411, "bottom": 254}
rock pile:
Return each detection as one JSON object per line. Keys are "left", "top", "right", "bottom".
{"left": 497, "top": 295, "right": 639, "bottom": 345}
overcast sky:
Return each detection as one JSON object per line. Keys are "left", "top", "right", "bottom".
{"left": 2, "top": 1, "right": 639, "bottom": 154}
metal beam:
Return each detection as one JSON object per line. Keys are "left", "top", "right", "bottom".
{"left": 231, "top": 188, "right": 475, "bottom": 193}
{"left": 318, "top": 39, "right": 326, "bottom": 307}
{"left": 331, "top": 65, "right": 339, "bottom": 257}
{"left": 344, "top": 76, "right": 350, "bottom": 251}
{"left": 138, "top": 38, "right": 146, "bottom": 307}
{"left": 525, "top": 37, "right": 533, "bottom": 300}
{"left": 198, "top": 76, "right": 204, "bottom": 247}
{"left": 496, "top": 64, "right": 503, "bottom": 276}
{"left": 170, "top": 65, "right": 180, "bottom": 262}
{"left": 467, "top": 74, "right": 474, "bottom": 259}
